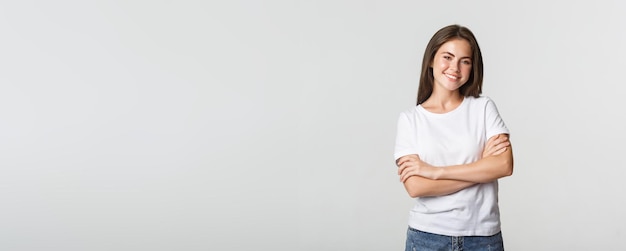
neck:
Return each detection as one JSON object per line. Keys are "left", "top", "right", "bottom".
{"left": 422, "top": 90, "right": 464, "bottom": 113}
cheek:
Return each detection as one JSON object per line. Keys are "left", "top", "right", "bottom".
{"left": 462, "top": 66, "right": 472, "bottom": 76}
{"left": 434, "top": 61, "right": 448, "bottom": 70}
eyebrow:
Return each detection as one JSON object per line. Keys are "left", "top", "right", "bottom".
{"left": 442, "top": 51, "right": 472, "bottom": 60}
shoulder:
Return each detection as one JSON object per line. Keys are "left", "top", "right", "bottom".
{"left": 465, "top": 95, "right": 500, "bottom": 108}
{"left": 397, "top": 106, "right": 420, "bottom": 122}
{"left": 399, "top": 105, "right": 419, "bottom": 116}
{"left": 466, "top": 95, "right": 494, "bottom": 103}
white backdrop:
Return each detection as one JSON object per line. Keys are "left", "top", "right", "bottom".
{"left": 1, "top": 1, "right": 625, "bottom": 250}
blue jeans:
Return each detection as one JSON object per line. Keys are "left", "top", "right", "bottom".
{"left": 405, "top": 226, "right": 504, "bottom": 251}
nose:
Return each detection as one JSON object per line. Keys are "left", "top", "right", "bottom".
{"left": 449, "top": 62, "right": 460, "bottom": 72}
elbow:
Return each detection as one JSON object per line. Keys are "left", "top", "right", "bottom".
{"left": 407, "top": 188, "right": 423, "bottom": 198}
{"left": 403, "top": 178, "right": 427, "bottom": 198}
{"left": 495, "top": 148, "right": 514, "bottom": 178}
{"left": 503, "top": 165, "right": 513, "bottom": 177}
{"left": 502, "top": 146, "right": 514, "bottom": 177}
{"left": 405, "top": 185, "right": 420, "bottom": 198}
{"left": 405, "top": 182, "right": 439, "bottom": 198}
{"left": 502, "top": 157, "right": 514, "bottom": 177}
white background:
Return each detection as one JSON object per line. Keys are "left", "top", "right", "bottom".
{"left": 1, "top": 1, "right": 625, "bottom": 250}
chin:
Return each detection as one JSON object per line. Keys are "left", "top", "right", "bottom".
{"left": 441, "top": 83, "right": 463, "bottom": 91}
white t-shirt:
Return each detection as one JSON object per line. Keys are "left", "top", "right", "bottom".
{"left": 394, "top": 96, "right": 509, "bottom": 236}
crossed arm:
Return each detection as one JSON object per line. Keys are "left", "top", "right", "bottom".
{"left": 396, "top": 134, "right": 514, "bottom": 198}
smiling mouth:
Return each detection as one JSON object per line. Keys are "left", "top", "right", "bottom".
{"left": 445, "top": 73, "right": 460, "bottom": 80}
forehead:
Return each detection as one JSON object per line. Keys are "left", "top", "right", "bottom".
{"left": 437, "top": 38, "right": 472, "bottom": 57}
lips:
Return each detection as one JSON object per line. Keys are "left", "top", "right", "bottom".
{"left": 444, "top": 73, "right": 460, "bottom": 80}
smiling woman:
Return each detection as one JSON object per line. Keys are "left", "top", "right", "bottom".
{"left": 429, "top": 39, "right": 472, "bottom": 94}
{"left": 394, "top": 24, "right": 513, "bottom": 251}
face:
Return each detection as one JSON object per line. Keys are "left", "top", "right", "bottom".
{"left": 430, "top": 38, "right": 472, "bottom": 92}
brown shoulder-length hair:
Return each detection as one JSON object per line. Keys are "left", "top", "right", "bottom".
{"left": 416, "top": 24, "right": 484, "bottom": 105}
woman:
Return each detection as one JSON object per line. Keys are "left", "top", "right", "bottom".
{"left": 394, "top": 24, "right": 514, "bottom": 250}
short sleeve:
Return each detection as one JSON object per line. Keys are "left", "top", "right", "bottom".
{"left": 484, "top": 98, "right": 510, "bottom": 139}
{"left": 394, "top": 111, "right": 419, "bottom": 162}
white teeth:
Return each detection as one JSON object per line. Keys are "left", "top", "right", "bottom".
{"left": 445, "top": 74, "right": 459, "bottom": 79}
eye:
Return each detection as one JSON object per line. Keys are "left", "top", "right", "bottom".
{"left": 462, "top": 60, "right": 472, "bottom": 65}
{"left": 443, "top": 55, "right": 452, "bottom": 60}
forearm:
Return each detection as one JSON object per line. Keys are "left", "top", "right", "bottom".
{"left": 403, "top": 175, "right": 476, "bottom": 198}
{"left": 434, "top": 147, "right": 514, "bottom": 183}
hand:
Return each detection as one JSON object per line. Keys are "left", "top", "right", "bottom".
{"left": 397, "top": 155, "right": 440, "bottom": 182}
{"left": 482, "top": 134, "right": 510, "bottom": 158}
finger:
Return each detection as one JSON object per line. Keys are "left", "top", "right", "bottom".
{"left": 484, "top": 148, "right": 495, "bottom": 157}
{"left": 493, "top": 147, "right": 507, "bottom": 155}
{"left": 492, "top": 136, "right": 508, "bottom": 146}
{"left": 396, "top": 159, "right": 404, "bottom": 167}
{"left": 396, "top": 155, "right": 415, "bottom": 166}
{"left": 401, "top": 169, "right": 420, "bottom": 182}
{"left": 487, "top": 143, "right": 509, "bottom": 157}
{"left": 489, "top": 134, "right": 502, "bottom": 143}
{"left": 400, "top": 162, "right": 420, "bottom": 181}
{"left": 484, "top": 142, "right": 499, "bottom": 155}
{"left": 401, "top": 172, "right": 408, "bottom": 182}
{"left": 497, "top": 141, "right": 511, "bottom": 148}
{"left": 398, "top": 154, "right": 420, "bottom": 167}
{"left": 400, "top": 169, "right": 413, "bottom": 182}
{"left": 399, "top": 162, "right": 416, "bottom": 178}
{"left": 400, "top": 167, "right": 408, "bottom": 181}
{"left": 485, "top": 137, "right": 500, "bottom": 150}
{"left": 485, "top": 136, "right": 508, "bottom": 152}
{"left": 491, "top": 141, "right": 510, "bottom": 153}
{"left": 487, "top": 134, "right": 507, "bottom": 146}
{"left": 399, "top": 160, "right": 417, "bottom": 175}
{"left": 484, "top": 142, "right": 505, "bottom": 157}
{"left": 398, "top": 161, "right": 411, "bottom": 175}
{"left": 396, "top": 157, "right": 406, "bottom": 167}
{"left": 497, "top": 135, "right": 509, "bottom": 145}
{"left": 495, "top": 137, "right": 506, "bottom": 145}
